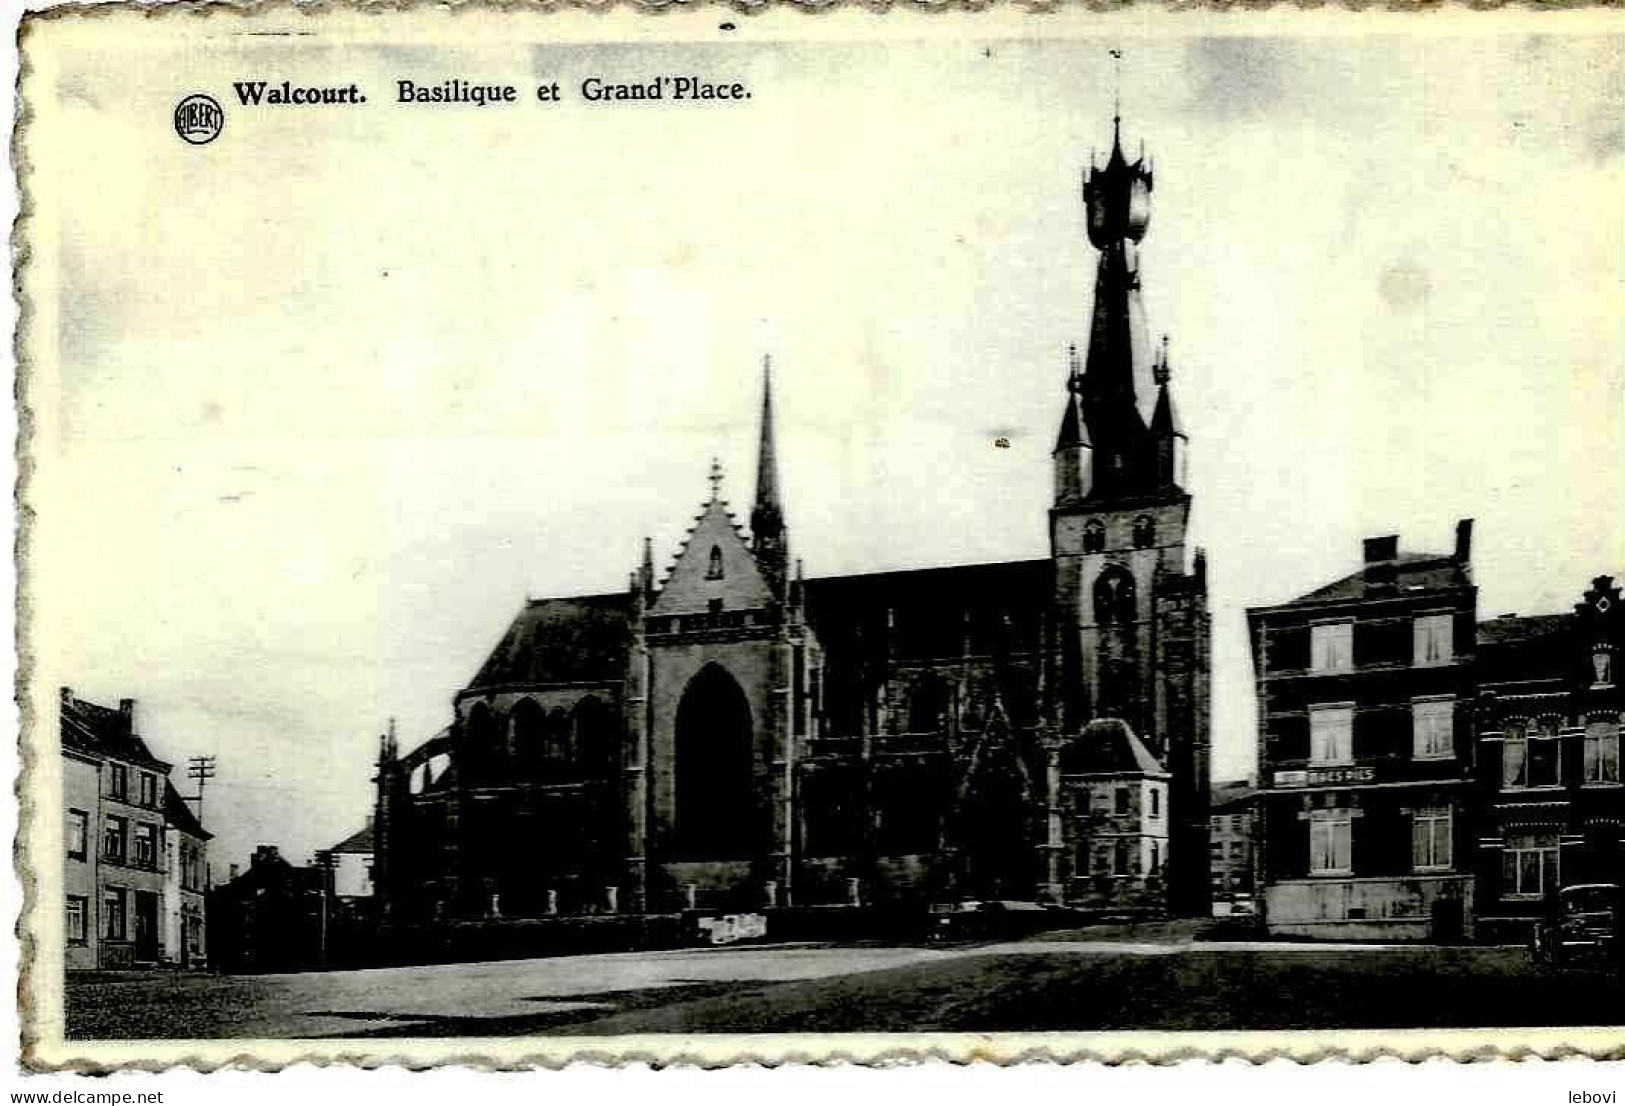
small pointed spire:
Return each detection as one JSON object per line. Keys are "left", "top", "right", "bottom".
{"left": 1067, "top": 342, "right": 1083, "bottom": 390}
{"left": 1109, "top": 48, "right": 1124, "bottom": 156}
{"left": 708, "top": 456, "right": 724, "bottom": 501}
{"left": 1154, "top": 334, "right": 1171, "bottom": 386}
{"left": 753, "top": 355, "right": 782, "bottom": 523}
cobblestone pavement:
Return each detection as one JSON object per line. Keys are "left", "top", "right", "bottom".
{"left": 65, "top": 933, "right": 1613, "bottom": 1039}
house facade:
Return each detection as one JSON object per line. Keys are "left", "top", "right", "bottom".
{"left": 1471, "top": 576, "right": 1624, "bottom": 941}
{"left": 1209, "top": 780, "right": 1257, "bottom": 901}
{"left": 1250, "top": 526, "right": 1478, "bottom": 941}
{"left": 373, "top": 113, "right": 1212, "bottom": 924}
{"left": 61, "top": 688, "right": 211, "bottom": 969}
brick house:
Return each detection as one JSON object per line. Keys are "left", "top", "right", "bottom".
{"left": 1471, "top": 576, "right": 1623, "bottom": 942}
{"left": 61, "top": 689, "right": 210, "bottom": 969}
{"left": 1250, "top": 525, "right": 1478, "bottom": 941}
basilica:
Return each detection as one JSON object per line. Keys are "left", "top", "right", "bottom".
{"left": 372, "top": 114, "right": 1213, "bottom": 922}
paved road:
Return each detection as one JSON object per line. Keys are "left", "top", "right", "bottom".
{"left": 65, "top": 933, "right": 1620, "bottom": 1039}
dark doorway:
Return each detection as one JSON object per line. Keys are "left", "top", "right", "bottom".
{"left": 674, "top": 663, "right": 758, "bottom": 858}
{"left": 133, "top": 890, "right": 159, "bottom": 962}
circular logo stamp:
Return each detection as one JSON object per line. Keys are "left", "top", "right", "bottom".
{"left": 173, "top": 93, "right": 224, "bottom": 145}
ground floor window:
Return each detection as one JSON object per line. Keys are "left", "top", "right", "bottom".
{"left": 1309, "top": 810, "right": 1352, "bottom": 875}
{"left": 1411, "top": 806, "right": 1452, "bottom": 871}
{"left": 102, "top": 887, "right": 127, "bottom": 941}
{"left": 1502, "top": 833, "right": 1560, "bottom": 898}
{"left": 1113, "top": 838, "right": 1132, "bottom": 876}
{"left": 65, "top": 896, "right": 87, "bottom": 944}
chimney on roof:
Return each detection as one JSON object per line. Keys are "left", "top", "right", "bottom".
{"left": 1455, "top": 518, "right": 1474, "bottom": 563}
{"left": 118, "top": 698, "right": 136, "bottom": 735}
{"left": 59, "top": 686, "right": 72, "bottom": 706}
{"left": 251, "top": 845, "right": 281, "bottom": 869}
{"left": 229, "top": 863, "right": 240, "bottom": 882}
{"left": 1363, "top": 535, "right": 1399, "bottom": 564}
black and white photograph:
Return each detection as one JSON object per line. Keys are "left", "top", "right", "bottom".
{"left": 14, "top": 6, "right": 1625, "bottom": 1070}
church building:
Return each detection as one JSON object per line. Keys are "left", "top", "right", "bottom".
{"left": 372, "top": 114, "right": 1212, "bottom": 923}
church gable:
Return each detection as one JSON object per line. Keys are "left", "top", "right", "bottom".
{"left": 650, "top": 498, "right": 775, "bottom": 617}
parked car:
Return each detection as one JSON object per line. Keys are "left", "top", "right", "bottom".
{"left": 1533, "top": 883, "right": 1621, "bottom": 967}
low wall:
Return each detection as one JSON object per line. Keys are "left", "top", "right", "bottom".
{"left": 1265, "top": 874, "right": 1473, "bottom": 942}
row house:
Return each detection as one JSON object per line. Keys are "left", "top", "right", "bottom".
{"left": 1249, "top": 523, "right": 1478, "bottom": 941}
{"left": 1471, "top": 576, "right": 1623, "bottom": 941}
{"left": 61, "top": 689, "right": 210, "bottom": 969}
{"left": 1209, "top": 779, "right": 1257, "bottom": 901}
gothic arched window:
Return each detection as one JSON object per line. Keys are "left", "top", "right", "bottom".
{"left": 510, "top": 698, "right": 544, "bottom": 772}
{"left": 1133, "top": 515, "right": 1155, "bottom": 550}
{"left": 1083, "top": 519, "right": 1106, "bottom": 554}
{"left": 1093, "top": 564, "right": 1137, "bottom": 626}
{"left": 706, "top": 545, "right": 725, "bottom": 580}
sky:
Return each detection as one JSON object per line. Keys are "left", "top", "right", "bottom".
{"left": 27, "top": 24, "right": 1625, "bottom": 875}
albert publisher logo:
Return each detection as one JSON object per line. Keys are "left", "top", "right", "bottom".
{"left": 173, "top": 93, "right": 224, "bottom": 145}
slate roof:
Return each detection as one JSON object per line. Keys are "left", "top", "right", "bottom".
{"left": 465, "top": 558, "right": 1054, "bottom": 695}
{"left": 1476, "top": 613, "right": 1574, "bottom": 686}
{"left": 1288, "top": 552, "right": 1469, "bottom": 605}
{"left": 1210, "top": 778, "right": 1257, "bottom": 813}
{"left": 330, "top": 823, "right": 374, "bottom": 854}
{"left": 1060, "top": 718, "right": 1167, "bottom": 776}
{"left": 60, "top": 693, "right": 169, "bottom": 770}
{"left": 467, "top": 593, "right": 631, "bottom": 691}
{"left": 163, "top": 779, "right": 212, "bottom": 841}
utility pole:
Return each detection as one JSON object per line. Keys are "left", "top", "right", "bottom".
{"left": 312, "top": 849, "right": 337, "bottom": 968}
{"left": 185, "top": 756, "right": 217, "bottom": 825}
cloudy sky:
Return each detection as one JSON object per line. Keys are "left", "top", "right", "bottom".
{"left": 27, "top": 20, "right": 1624, "bottom": 873}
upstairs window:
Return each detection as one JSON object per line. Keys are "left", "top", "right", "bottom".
{"left": 1585, "top": 720, "right": 1620, "bottom": 784}
{"left": 133, "top": 823, "right": 157, "bottom": 869}
{"left": 1503, "top": 718, "right": 1561, "bottom": 789}
{"left": 1150, "top": 788, "right": 1160, "bottom": 818}
{"left": 706, "top": 545, "right": 724, "bottom": 580}
{"left": 139, "top": 772, "right": 158, "bottom": 808}
{"left": 102, "top": 815, "right": 127, "bottom": 863}
{"left": 1411, "top": 805, "right": 1452, "bottom": 871}
{"left": 108, "top": 763, "right": 128, "bottom": 801}
{"left": 1310, "top": 621, "right": 1353, "bottom": 674}
{"left": 66, "top": 809, "right": 87, "bottom": 861}
{"left": 1132, "top": 515, "right": 1155, "bottom": 549}
{"left": 1093, "top": 565, "right": 1136, "bottom": 626}
{"left": 1114, "top": 787, "right": 1130, "bottom": 815}
{"left": 1309, "top": 809, "right": 1353, "bottom": 875}
{"left": 1413, "top": 613, "right": 1454, "bottom": 667}
{"left": 1309, "top": 704, "right": 1354, "bottom": 766}
{"left": 1083, "top": 519, "right": 1106, "bottom": 554}
{"left": 1412, "top": 697, "right": 1455, "bottom": 760}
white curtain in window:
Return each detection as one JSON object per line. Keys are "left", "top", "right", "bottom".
{"left": 1310, "top": 706, "right": 1353, "bottom": 765}
{"left": 1585, "top": 721, "right": 1620, "bottom": 783}
{"left": 1414, "top": 614, "right": 1453, "bottom": 666}
{"left": 1502, "top": 725, "right": 1528, "bottom": 788}
{"left": 1312, "top": 623, "right": 1351, "bottom": 673}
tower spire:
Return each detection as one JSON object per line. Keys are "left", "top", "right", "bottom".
{"left": 1110, "top": 48, "right": 1123, "bottom": 152}
{"left": 750, "top": 356, "right": 790, "bottom": 597}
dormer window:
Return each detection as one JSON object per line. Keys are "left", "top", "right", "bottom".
{"left": 706, "top": 545, "right": 724, "bottom": 580}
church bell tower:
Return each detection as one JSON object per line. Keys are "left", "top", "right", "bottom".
{"left": 1049, "top": 100, "right": 1211, "bottom": 915}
